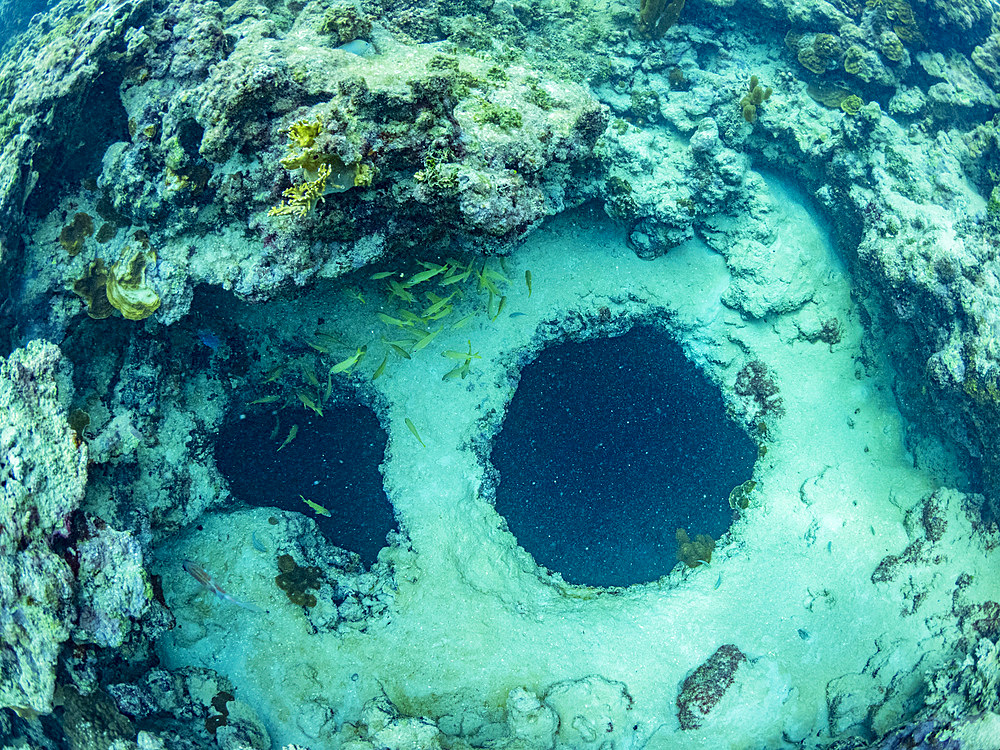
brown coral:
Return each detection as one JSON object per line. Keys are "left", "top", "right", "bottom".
{"left": 638, "top": 0, "right": 686, "bottom": 39}
{"left": 59, "top": 213, "right": 94, "bottom": 256}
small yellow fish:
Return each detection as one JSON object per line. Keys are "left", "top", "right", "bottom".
{"left": 398, "top": 309, "right": 425, "bottom": 325}
{"left": 314, "top": 330, "right": 349, "bottom": 346}
{"left": 451, "top": 313, "right": 476, "bottom": 329}
{"left": 484, "top": 267, "right": 511, "bottom": 285}
{"left": 331, "top": 346, "right": 366, "bottom": 374}
{"left": 422, "top": 291, "right": 457, "bottom": 317}
{"left": 307, "top": 341, "right": 330, "bottom": 354}
{"left": 370, "top": 270, "right": 397, "bottom": 280}
{"left": 277, "top": 424, "right": 298, "bottom": 451}
{"left": 300, "top": 495, "right": 331, "bottom": 517}
{"left": 403, "top": 264, "right": 447, "bottom": 287}
{"left": 302, "top": 365, "right": 321, "bottom": 388}
{"left": 322, "top": 368, "right": 333, "bottom": 404}
{"left": 249, "top": 394, "right": 281, "bottom": 405}
{"left": 412, "top": 325, "right": 443, "bottom": 352}
{"left": 262, "top": 366, "right": 284, "bottom": 384}
{"left": 298, "top": 390, "right": 323, "bottom": 417}
{"left": 387, "top": 279, "right": 416, "bottom": 303}
{"left": 405, "top": 417, "right": 426, "bottom": 447}
{"left": 478, "top": 268, "right": 500, "bottom": 296}
{"left": 440, "top": 267, "right": 471, "bottom": 285}
{"left": 525, "top": 269, "right": 532, "bottom": 297}
{"left": 387, "top": 342, "right": 412, "bottom": 359}
{"left": 425, "top": 305, "right": 453, "bottom": 321}
{"left": 492, "top": 295, "right": 507, "bottom": 320}
{"left": 372, "top": 355, "right": 388, "bottom": 380}
{"left": 441, "top": 341, "right": 481, "bottom": 361}
{"left": 377, "top": 312, "right": 411, "bottom": 328}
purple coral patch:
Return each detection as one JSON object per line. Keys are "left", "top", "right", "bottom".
{"left": 676, "top": 644, "right": 747, "bottom": 730}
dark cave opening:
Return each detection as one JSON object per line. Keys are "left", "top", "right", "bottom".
{"left": 215, "top": 403, "right": 396, "bottom": 567}
{"left": 490, "top": 325, "right": 757, "bottom": 588}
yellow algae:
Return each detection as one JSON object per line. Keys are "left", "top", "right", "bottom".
{"left": 72, "top": 259, "right": 114, "bottom": 319}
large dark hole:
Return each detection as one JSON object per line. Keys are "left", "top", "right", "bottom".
{"left": 491, "top": 325, "right": 756, "bottom": 588}
{"left": 215, "top": 404, "right": 395, "bottom": 566}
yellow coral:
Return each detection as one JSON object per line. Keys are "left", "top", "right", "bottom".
{"left": 676, "top": 528, "right": 715, "bottom": 568}
{"left": 74, "top": 250, "right": 160, "bottom": 320}
{"left": 638, "top": 0, "right": 685, "bottom": 38}
{"left": 840, "top": 94, "right": 864, "bottom": 114}
{"left": 269, "top": 163, "right": 333, "bottom": 217}
{"left": 106, "top": 249, "right": 160, "bottom": 320}
{"left": 286, "top": 116, "right": 323, "bottom": 151}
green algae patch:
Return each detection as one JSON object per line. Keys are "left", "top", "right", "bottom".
{"left": 275, "top": 554, "right": 322, "bottom": 608}
{"left": 73, "top": 259, "right": 114, "bottom": 319}
{"left": 676, "top": 528, "right": 715, "bottom": 568}
{"left": 59, "top": 212, "right": 94, "bottom": 256}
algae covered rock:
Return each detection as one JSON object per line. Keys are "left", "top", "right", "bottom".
{"left": 0, "top": 341, "right": 86, "bottom": 715}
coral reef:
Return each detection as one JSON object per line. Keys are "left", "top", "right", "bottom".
{"left": 1, "top": 0, "right": 1000, "bottom": 744}
{"left": 0, "top": 341, "right": 86, "bottom": 715}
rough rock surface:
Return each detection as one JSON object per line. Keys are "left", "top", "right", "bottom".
{"left": 0, "top": 341, "right": 86, "bottom": 714}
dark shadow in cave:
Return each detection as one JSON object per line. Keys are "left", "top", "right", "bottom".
{"left": 215, "top": 403, "right": 395, "bottom": 566}
{"left": 491, "top": 324, "right": 756, "bottom": 588}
